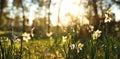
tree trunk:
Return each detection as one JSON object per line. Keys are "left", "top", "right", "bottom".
{"left": 92, "top": 0, "right": 98, "bottom": 16}
{"left": 0, "top": 0, "right": 3, "bottom": 26}
{"left": 20, "top": 0, "right": 26, "bottom": 32}
{"left": 0, "top": 0, "right": 2, "bottom": 25}
{"left": 47, "top": 0, "right": 51, "bottom": 33}
{"left": 92, "top": 0, "right": 100, "bottom": 29}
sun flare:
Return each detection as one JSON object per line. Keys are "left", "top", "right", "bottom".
{"left": 50, "top": 0, "right": 89, "bottom": 26}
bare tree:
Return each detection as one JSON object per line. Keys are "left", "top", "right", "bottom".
{"left": 20, "top": 0, "right": 26, "bottom": 32}
{"left": 47, "top": 0, "right": 51, "bottom": 33}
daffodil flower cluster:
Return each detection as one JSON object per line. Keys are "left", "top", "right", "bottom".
{"left": 92, "top": 30, "right": 102, "bottom": 40}
{"left": 104, "top": 9, "right": 112, "bottom": 23}
{"left": 70, "top": 42, "right": 84, "bottom": 53}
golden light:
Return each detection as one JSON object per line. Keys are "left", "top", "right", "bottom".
{"left": 50, "top": 0, "right": 89, "bottom": 26}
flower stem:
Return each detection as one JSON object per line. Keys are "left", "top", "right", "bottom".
{"left": 20, "top": 39, "right": 23, "bottom": 59}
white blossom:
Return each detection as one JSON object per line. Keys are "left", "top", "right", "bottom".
{"left": 70, "top": 44, "right": 75, "bottom": 50}
{"left": 92, "top": 30, "right": 102, "bottom": 40}
{"left": 106, "top": 9, "right": 111, "bottom": 14}
{"left": 62, "top": 36, "right": 67, "bottom": 43}
{"left": 104, "top": 14, "right": 112, "bottom": 23}
{"left": 87, "top": 25, "right": 94, "bottom": 32}
{"left": 22, "top": 32, "right": 31, "bottom": 42}
{"left": 77, "top": 43, "right": 84, "bottom": 53}
{"left": 46, "top": 32, "right": 53, "bottom": 37}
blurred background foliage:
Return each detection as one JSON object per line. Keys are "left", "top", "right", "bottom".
{"left": 0, "top": 0, "right": 120, "bottom": 46}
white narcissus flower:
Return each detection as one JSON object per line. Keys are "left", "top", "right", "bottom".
{"left": 107, "top": 9, "right": 111, "bottom": 14}
{"left": 87, "top": 25, "right": 94, "bottom": 32}
{"left": 46, "top": 32, "right": 53, "bottom": 37}
{"left": 104, "top": 14, "right": 112, "bottom": 23}
{"left": 31, "top": 27, "right": 35, "bottom": 37}
{"left": 70, "top": 44, "right": 75, "bottom": 50}
{"left": 89, "top": 25, "right": 94, "bottom": 32}
{"left": 62, "top": 36, "right": 67, "bottom": 43}
{"left": 92, "top": 30, "right": 102, "bottom": 40}
{"left": 22, "top": 32, "right": 31, "bottom": 42}
{"left": 77, "top": 43, "right": 84, "bottom": 53}
{"left": 106, "top": 9, "right": 111, "bottom": 14}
